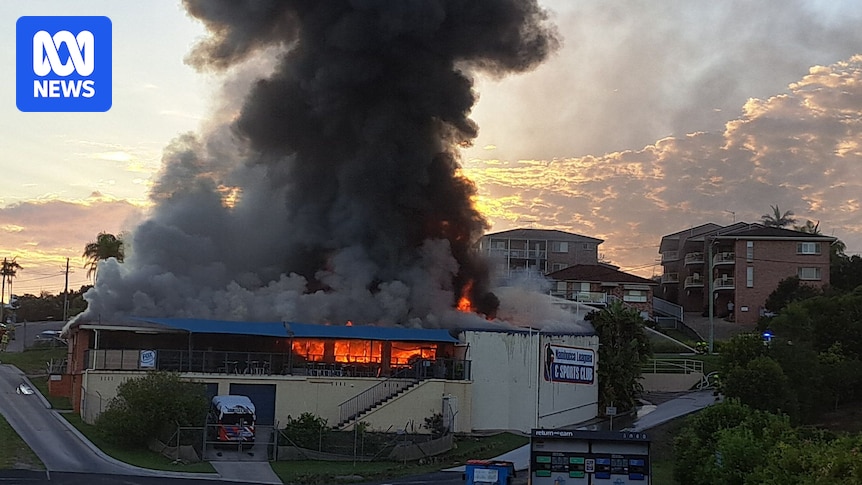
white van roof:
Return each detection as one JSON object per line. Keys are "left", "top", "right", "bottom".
{"left": 212, "top": 395, "right": 255, "bottom": 414}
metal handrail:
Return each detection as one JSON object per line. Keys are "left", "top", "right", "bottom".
{"left": 641, "top": 358, "right": 704, "bottom": 375}
{"left": 338, "top": 377, "right": 417, "bottom": 425}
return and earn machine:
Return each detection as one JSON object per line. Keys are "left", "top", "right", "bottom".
{"left": 530, "top": 429, "right": 650, "bottom": 485}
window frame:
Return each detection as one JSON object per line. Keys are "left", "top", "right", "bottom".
{"left": 550, "top": 241, "right": 569, "bottom": 253}
{"left": 797, "top": 267, "right": 822, "bottom": 280}
{"left": 796, "top": 242, "right": 821, "bottom": 255}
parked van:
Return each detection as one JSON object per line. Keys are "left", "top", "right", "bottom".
{"left": 208, "top": 395, "right": 256, "bottom": 447}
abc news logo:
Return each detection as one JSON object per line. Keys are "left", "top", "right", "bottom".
{"left": 16, "top": 16, "right": 112, "bottom": 112}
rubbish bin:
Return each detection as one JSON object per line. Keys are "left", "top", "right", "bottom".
{"left": 465, "top": 459, "right": 515, "bottom": 485}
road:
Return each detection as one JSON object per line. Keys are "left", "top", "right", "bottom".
{"left": 0, "top": 364, "right": 149, "bottom": 475}
{"left": 0, "top": 362, "right": 281, "bottom": 484}
{"left": 7, "top": 320, "right": 67, "bottom": 353}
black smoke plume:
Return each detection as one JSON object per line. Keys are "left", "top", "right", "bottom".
{"left": 73, "top": 0, "right": 558, "bottom": 327}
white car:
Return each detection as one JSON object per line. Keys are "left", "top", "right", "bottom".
{"left": 17, "top": 383, "right": 34, "bottom": 395}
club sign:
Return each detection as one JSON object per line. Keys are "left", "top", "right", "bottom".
{"left": 543, "top": 343, "right": 595, "bottom": 384}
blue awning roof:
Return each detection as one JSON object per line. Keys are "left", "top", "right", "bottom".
{"left": 131, "top": 317, "right": 459, "bottom": 343}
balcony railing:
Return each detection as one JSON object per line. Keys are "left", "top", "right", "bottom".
{"left": 684, "top": 252, "right": 705, "bottom": 265}
{"left": 549, "top": 290, "right": 608, "bottom": 304}
{"left": 684, "top": 275, "right": 704, "bottom": 288}
{"left": 713, "top": 252, "right": 735, "bottom": 265}
{"left": 661, "top": 273, "right": 679, "bottom": 284}
{"left": 661, "top": 251, "right": 679, "bottom": 262}
{"left": 80, "top": 349, "right": 471, "bottom": 381}
{"left": 713, "top": 277, "right": 735, "bottom": 290}
{"left": 486, "top": 248, "right": 547, "bottom": 260}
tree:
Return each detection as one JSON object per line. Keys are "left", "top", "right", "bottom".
{"left": 763, "top": 276, "right": 821, "bottom": 314}
{"left": 588, "top": 301, "right": 652, "bottom": 412}
{"left": 83, "top": 232, "right": 125, "bottom": 280}
{"left": 96, "top": 371, "right": 208, "bottom": 447}
{"left": 760, "top": 204, "right": 796, "bottom": 228}
{"left": 0, "top": 258, "right": 22, "bottom": 323}
{"left": 792, "top": 219, "right": 820, "bottom": 234}
{"left": 723, "top": 356, "right": 797, "bottom": 417}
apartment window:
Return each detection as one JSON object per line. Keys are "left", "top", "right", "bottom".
{"left": 797, "top": 242, "right": 821, "bottom": 255}
{"left": 746, "top": 267, "right": 754, "bottom": 287}
{"left": 623, "top": 289, "right": 648, "bottom": 303}
{"left": 490, "top": 239, "right": 507, "bottom": 249}
{"left": 550, "top": 241, "right": 569, "bottom": 253}
{"left": 798, "top": 267, "right": 822, "bottom": 280}
{"left": 746, "top": 241, "right": 754, "bottom": 262}
{"left": 551, "top": 263, "right": 568, "bottom": 272}
{"left": 583, "top": 243, "right": 593, "bottom": 249}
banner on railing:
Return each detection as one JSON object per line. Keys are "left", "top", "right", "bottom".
{"left": 140, "top": 350, "right": 156, "bottom": 368}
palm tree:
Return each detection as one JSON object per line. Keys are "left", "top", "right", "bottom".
{"left": 760, "top": 204, "right": 797, "bottom": 228}
{"left": 590, "top": 301, "right": 652, "bottom": 412}
{"left": 0, "top": 258, "right": 22, "bottom": 323}
{"left": 793, "top": 220, "right": 821, "bottom": 234}
{"left": 83, "top": 232, "right": 125, "bottom": 280}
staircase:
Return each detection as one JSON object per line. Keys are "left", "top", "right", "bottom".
{"left": 336, "top": 377, "right": 419, "bottom": 428}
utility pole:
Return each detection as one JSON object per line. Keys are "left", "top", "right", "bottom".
{"left": 0, "top": 258, "right": 6, "bottom": 324}
{"left": 63, "top": 258, "right": 70, "bottom": 322}
{"left": 708, "top": 239, "right": 715, "bottom": 354}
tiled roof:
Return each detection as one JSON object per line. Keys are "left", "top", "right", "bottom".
{"left": 546, "top": 264, "right": 658, "bottom": 285}
{"left": 484, "top": 228, "right": 603, "bottom": 243}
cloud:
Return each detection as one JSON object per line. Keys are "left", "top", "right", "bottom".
{"left": 465, "top": 55, "right": 862, "bottom": 274}
{"left": 0, "top": 197, "right": 144, "bottom": 294}
{"left": 466, "top": 0, "right": 862, "bottom": 162}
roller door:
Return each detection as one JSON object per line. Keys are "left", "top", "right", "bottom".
{"left": 229, "top": 383, "right": 277, "bottom": 425}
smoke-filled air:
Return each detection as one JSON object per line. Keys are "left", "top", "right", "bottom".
{"left": 71, "top": 0, "right": 579, "bottom": 330}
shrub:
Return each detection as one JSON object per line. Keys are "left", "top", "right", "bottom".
{"left": 95, "top": 371, "right": 208, "bottom": 448}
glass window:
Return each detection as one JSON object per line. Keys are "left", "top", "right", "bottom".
{"left": 623, "top": 290, "right": 647, "bottom": 302}
{"left": 797, "top": 242, "right": 821, "bottom": 255}
{"left": 746, "top": 267, "right": 754, "bottom": 287}
{"left": 550, "top": 241, "right": 569, "bottom": 253}
{"left": 746, "top": 241, "right": 754, "bottom": 261}
{"left": 798, "top": 267, "right": 821, "bottom": 280}
{"left": 551, "top": 263, "right": 568, "bottom": 272}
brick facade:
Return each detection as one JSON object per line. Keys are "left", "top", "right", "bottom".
{"left": 659, "top": 224, "right": 835, "bottom": 326}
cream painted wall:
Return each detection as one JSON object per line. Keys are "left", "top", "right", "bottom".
{"left": 79, "top": 371, "right": 470, "bottom": 432}
{"left": 340, "top": 380, "right": 471, "bottom": 433}
{"left": 461, "top": 330, "right": 598, "bottom": 433}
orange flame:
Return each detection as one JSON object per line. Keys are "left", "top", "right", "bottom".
{"left": 456, "top": 280, "right": 474, "bottom": 312}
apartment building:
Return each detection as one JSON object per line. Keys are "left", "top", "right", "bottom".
{"left": 477, "top": 228, "right": 603, "bottom": 276}
{"left": 478, "top": 228, "right": 657, "bottom": 313}
{"left": 658, "top": 223, "right": 836, "bottom": 325}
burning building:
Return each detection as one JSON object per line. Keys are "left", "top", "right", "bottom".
{"left": 55, "top": 1, "right": 599, "bottom": 435}
{"left": 59, "top": 317, "right": 598, "bottom": 434}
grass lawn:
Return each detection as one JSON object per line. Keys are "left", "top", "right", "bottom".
{"left": 0, "top": 415, "right": 44, "bottom": 470}
{"left": 0, "top": 347, "right": 66, "bottom": 375}
{"left": 270, "top": 432, "right": 529, "bottom": 484}
{"left": 61, "top": 413, "right": 216, "bottom": 474}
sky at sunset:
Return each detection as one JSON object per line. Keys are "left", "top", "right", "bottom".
{"left": 1, "top": 0, "right": 861, "bottom": 299}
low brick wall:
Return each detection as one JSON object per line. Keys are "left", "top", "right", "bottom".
{"left": 48, "top": 373, "right": 71, "bottom": 398}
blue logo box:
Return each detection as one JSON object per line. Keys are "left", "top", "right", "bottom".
{"left": 16, "top": 16, "right": 112, "bottom": 112}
